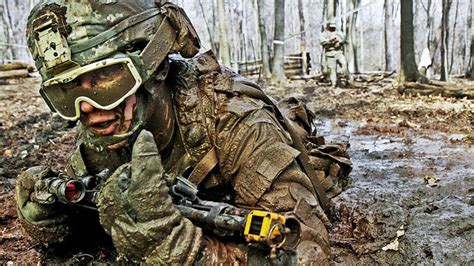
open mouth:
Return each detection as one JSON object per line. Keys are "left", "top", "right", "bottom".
{"left": 95, "top": 120, "right": 115, "bottom": 128}
{"left": 84, "top": 112, "right": 121, "bottom": 136}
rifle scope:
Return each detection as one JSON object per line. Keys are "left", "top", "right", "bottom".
{"left": 47, "top": 178, "right": 86, "bottom": 203}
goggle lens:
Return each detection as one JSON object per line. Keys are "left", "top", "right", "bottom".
{"left": 40, "top": 60, "right": 141, "bottom": 120}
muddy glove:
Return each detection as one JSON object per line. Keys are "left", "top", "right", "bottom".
{"left": 97, "top": 130, "right": 202, "bottom": 264}
{"left": 15, "top": 166, "right": 71, "bottom": 246}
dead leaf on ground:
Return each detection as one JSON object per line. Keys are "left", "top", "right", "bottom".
{"left": 382, "top": 225, "right": 405, "bottom": 251}
{"left": 423, "top": 175, "right": 439, "bottom": 187}
{"left": 2, "top": 150, "right": 13, "bottom": 157}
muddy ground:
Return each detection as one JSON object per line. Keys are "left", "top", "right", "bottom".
{"left": 0, "top": 76, "right": 473, "bottom": 264}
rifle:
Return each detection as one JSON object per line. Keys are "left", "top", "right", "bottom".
{"left": 33, "top": 174, "right": 300, "bottom": 256}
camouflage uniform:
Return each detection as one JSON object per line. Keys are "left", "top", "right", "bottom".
{"left": 320, "top": 26, "right": 352, "bottom": 87}
{"left": 16, "top": 1, "right": 351, "bottom": 264}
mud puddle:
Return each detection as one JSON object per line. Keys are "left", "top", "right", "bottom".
{"left": 318, "top": 118, "right": 474, "bottom": 264}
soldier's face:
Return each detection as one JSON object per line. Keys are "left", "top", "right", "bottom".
{"left": 78, "top": 71, "right": 137, "bottom": 137}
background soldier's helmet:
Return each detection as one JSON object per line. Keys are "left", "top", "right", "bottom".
{"left": 326, "top": 22, "right": 337, "bottom": 29}
{"left": 26, "top": 0, "right": 200, "bottom": 120}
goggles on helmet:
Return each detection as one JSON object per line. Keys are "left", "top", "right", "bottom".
{"left": 40, "top": 56, "right": 143, "bottom": 121}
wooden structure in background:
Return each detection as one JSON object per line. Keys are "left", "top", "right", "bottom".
{"left": 0, "top": 63, "right": 35, "bottom": 84}
{"left": 238, "top": 52, "right": 311, "bottom": 79}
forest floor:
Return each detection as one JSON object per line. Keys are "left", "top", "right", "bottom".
{"left": 0, "top": 76, "right": 473, "bottom": 264}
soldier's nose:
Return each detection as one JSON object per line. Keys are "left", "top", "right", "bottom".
{"left": 80, "top": 101, "right": 95, "bottom": 113}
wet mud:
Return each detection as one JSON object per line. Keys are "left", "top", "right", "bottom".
{"left": 1, "top": 77, "right": 473, "bottom": 263}
{"left": 320, "top": 119, "right": 473, "bottom": 264}
{"left": 265, "top": 79, "right": 473, "bottom": 264}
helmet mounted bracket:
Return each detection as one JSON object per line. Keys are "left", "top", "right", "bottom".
{"left": 33, "top": 12, "right": 78, "bottom": 76}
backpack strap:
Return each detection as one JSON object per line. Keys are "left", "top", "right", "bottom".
{"left": 187, "top": 147, "right": 218, "bottom": 186}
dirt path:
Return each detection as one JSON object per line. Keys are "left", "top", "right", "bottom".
{"left": 1, "top": 77, "right": 473, "bottom": 263}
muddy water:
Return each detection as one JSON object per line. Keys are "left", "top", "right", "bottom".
{"left": 317, "top": 118, "right": 474, "bottom": 264}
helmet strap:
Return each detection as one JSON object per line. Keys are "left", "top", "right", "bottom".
{"left": 141, "top": 16, "right": 177, "bottom": 78}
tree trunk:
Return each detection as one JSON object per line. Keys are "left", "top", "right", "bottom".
{"left": 399, "top": 0, "right": 419, "bottom": 82}
{"left": 252, "top": 0, "right": 261, "bottom": 61}
{"left": 256, "top": 0, "right": 271, "bottom": 79}
{"left": 197, "top": 0, "right": 217, "bottom": 53}
{"left": 449, "top": 0, "right": 458, "bottom": 74}
{"left": 242, "top": 0, "right": 249, "bottom": 66}
{"left": 217, "top": 0, "right": 231, "bottom": 67}
{"left": 440, "top": 0, "right": 452, "bottom": 81}
{"left": 470, "top": 0, "right": 474, "bottom": 80}
{"left": 1, "top": 0, "right": 16, "bottom": 61}
{"left": 383, "top": 0, "right": 392, "bottom": 71}
{"left": 347, "top": 0, "right": 360, "bottom": 73}
{"left": 424, "top": 0, "right": 433, "bottom": 48}
{"left": 327, "top": 0, "right": 336, "bottom": 20}
{"left": 297, "top": 0, "right": 308, "bottom": 75}
{"left": 358, "top": 2, "right": 364, "bottom": 73}
{"left": 320, "top": 0, "right": 328, "bottom": 70}
{"left": 271, "top": 0, "right": 286, "bottom": 83}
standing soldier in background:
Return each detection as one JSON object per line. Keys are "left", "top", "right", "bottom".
{"left": 320, "top": 23, "right": 352, "bottom": 87}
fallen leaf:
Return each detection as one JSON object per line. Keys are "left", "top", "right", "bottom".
{"left": 382, "top": 225, "right": 405, "bottom": 252}
{"left": 3, "top": 150, "right": 13, "bottom": 157}
{"left": 382, "top": 238, "right": 400, "bottom": 251}
{"left": 396, "top": 225, "right": 405, "bottom": 237}
{"left": 423, "top": 175, "right": 439, "bottom": 187}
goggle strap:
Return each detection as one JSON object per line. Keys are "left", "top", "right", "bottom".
{"left": 39, "top": 88, "right": 57, "bottom": 113}
{"left": 141, "top": 16, "right": 177, "bottom": 76}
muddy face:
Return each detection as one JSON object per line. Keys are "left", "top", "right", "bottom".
{"left": 80, "top": 95, "right": 137, "bottom": 137}
{"left": 77, "top": 67, "right": 138, "bottom": 138}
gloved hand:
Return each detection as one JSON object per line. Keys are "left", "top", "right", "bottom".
{"left": 97, "top": 130, "right": 202, "bottom": 264}
{"left": 15, "top": 166, "right": 71, "bottom": 246}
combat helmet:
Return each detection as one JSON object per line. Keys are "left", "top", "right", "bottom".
{"left": 26, "top": 0, "right": 200, "bottom": 121}
{"left": 326, "top": 22, "right": 337, "bottom": 30}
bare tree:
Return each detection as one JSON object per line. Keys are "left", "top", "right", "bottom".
{"left": 1, "top": 0, "right": 15, "bottom": 61}
{"left": 420, "top": 0, "right": 433, "bottom": 49}
{"left": 470, "top": 0, "right": 474, "bottom": 80}
{"left": 297, "top": 0, "right": 308, "bottom": 75}
{"left": 399, "top": 0, "right": 419, "bottom": 82}
{"left": 197, "top": 0, "right": 217, "bottom": 53}
{"left": 256, "top": 0, "right": 271, "bottom": 79}
{"left": 252, "top": 0, "right": 261, "bottom": 61}
{"left": 346, "top": 0, "right": 360, "bottom": 73}
{"left": 271, "top": 0, "right": 286, "bottom": 82}
{"left": 383, "top": 0, "right": 392, "bottom": 71}
{"left": 440, "top": 0, "right": 452, "bottom": 81}
{"left": 217, "top": 0, "right": 231, "bottom": 67}
{"left": 449, "top": 0, "right": 459, "bottom": 74}
{"left": 327, "top": 0, "right": 336, "bottom": 20}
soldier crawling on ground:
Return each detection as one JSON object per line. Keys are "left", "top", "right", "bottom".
{"left": 16, "top": 1, "right": 351, "bottom": 264}
{"left": 320, "top": 22, "right": 353, "bottom": 88}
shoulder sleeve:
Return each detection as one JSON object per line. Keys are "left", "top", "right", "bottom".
{"left": 214, "top": 96, "right": 331, "bottom": 263}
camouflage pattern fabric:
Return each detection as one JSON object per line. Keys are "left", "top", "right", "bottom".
{"left": 26, "top": 1, "right": 200, "bottom": 80}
